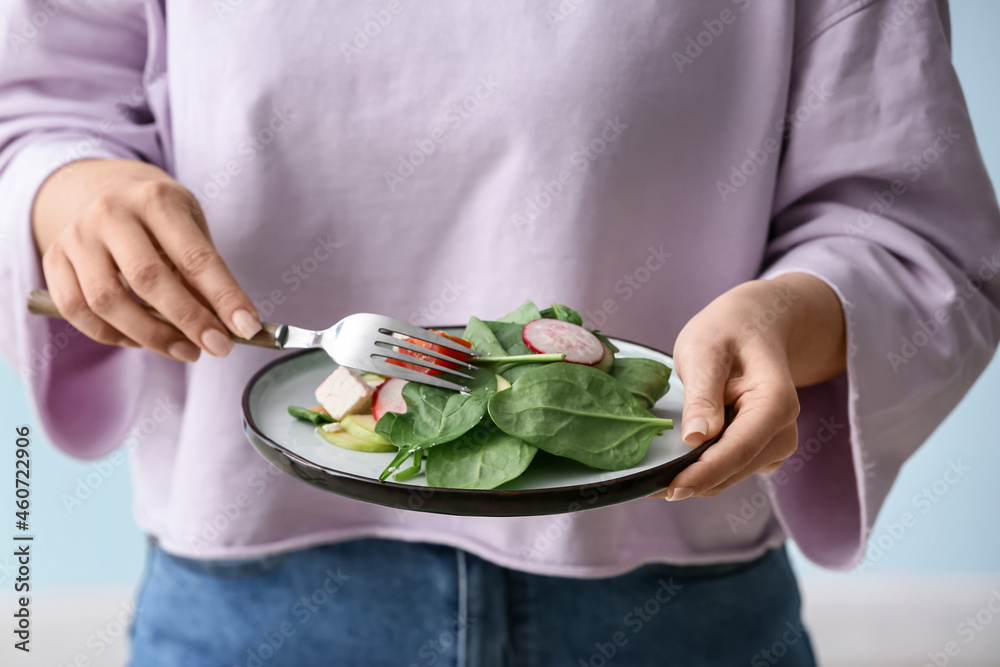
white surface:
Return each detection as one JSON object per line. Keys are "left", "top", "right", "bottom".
{"left": 246, "top": 338, "right": 687, "bottom": 490}
{"left": 5, "top": 576, "right": 1000, "bottom": 666}
{"left": 800, "top": 576, "right": 1000, "bottom": 667}
{"left": 1, "top": 588, "right": 137, "bottom": 667}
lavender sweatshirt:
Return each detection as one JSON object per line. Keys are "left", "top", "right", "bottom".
{"left": 1, "top": 0, "right": 998, "bottom": 575}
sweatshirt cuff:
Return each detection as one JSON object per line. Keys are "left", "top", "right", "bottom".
{"left": 757, "top": 235, "right": 999, "bottom": 569}
{"left": 0, "top": 135, "right": 149, "bottom": 459}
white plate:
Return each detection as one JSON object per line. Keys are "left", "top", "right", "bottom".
{"left": 242, "top": 334, "right": 721, "bottom": 516}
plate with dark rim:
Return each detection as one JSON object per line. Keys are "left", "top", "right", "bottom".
{"left": 241, "top": 329, "right": 725, "bottom": 517}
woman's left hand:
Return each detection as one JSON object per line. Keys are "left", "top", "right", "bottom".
{"left": 651, "top": 273, "right": 847, "bottom": 501}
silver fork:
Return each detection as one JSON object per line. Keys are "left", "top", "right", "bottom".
{"left": 26, "top": 290, "right": 480, "bottom": 392}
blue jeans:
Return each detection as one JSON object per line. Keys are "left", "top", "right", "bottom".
{"left": 129, "top": 538, "right": 815, "bottom": 666}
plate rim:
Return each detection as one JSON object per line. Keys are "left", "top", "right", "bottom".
{"left": 241, "top": 332, "right": 715, "bottom": 516}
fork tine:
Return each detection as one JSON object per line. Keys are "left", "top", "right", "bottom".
{"left": 378, "top": 319, "right": 480, "bottom": 357}
{"left": 375, "top": 349, "right": 476, "bottom": 381}
{"left": 368, "top": 357, "right": 470, "bottom": 392}
{"left": 375, "top": 334, "right": 478, "bottom": 371}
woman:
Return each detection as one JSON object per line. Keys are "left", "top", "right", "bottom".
{"left": 1, "top": 0, "right": 997, "bottom": 665}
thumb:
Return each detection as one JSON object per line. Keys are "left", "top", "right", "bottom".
{"left": 675, "top": 345, "right": 732, "bottom": 447}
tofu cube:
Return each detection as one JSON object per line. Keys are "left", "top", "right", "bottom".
{"left": 314, "top": 366, "right": 375, "bottom": 420}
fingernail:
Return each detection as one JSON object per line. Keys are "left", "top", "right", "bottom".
{"left": 232, "top": 309, "right": 262, "bottom": 340}
{"left": 201, "top": 328, "right": 234, "bottom": 357}
{"left": 168, "top": 340, "right": 201, "bottom": 362}
{"left": 682, "top": 417, "right": 709, "bottom": 444}
{"left": 667, "top": 487, "right": 693, "bottom": 502}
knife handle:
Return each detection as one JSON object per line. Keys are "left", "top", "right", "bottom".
{"left": 27, "top": 289, "right": 280, "bottom": 349}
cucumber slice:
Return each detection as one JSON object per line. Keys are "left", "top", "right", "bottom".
{"left": 594, "top": 343, "right": 615, "bottom": 373}
{"left": 340, "top": 415, "right": 391, "bottom": 446}
{"left": 316, "top": 426, "right": 396, "bottom": 453}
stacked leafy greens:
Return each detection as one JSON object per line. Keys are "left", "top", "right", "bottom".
{"left": 372, "top": 300, "right": 674, "bottom": 489}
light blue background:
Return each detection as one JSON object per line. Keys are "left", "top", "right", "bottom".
{"left": 1, "top": 1, "right": 998, "bottom": 590}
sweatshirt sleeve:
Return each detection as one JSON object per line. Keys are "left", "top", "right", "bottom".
{"left": 0, "top": 0, "right": 171, "bottom": 458}
{"left": 757, "top": 0, "right": 1000, "bottom": 569}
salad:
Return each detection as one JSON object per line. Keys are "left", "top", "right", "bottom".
{"left": 287, "top": 300, "right": 673, "bottom": 489}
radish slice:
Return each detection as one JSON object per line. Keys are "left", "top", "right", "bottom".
{"left": 372, "top": 377, "right": 408, "bottom": 421}
{"left": 522, "top": 319, "right": 606, "bottom": 366}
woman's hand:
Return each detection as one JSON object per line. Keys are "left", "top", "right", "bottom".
{"left": 32, "top": 158, "right": 261, "bottom": 362}
{"left": 653, "top": 273, "right": 847, "bottom": 501}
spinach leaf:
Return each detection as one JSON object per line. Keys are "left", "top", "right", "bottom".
{"left": 497, "top": 361, "right": 541, "bottom": 383}
{"left": 288, "top": 405, "right": 334, "bottom": 425}
{"left": 488, "top": 363, "right": 672, "bottom": 470}
{"left": 485, "top": 320, "right": 532, "bottom": 355}
{"left": 497, "top": 299, "right": 542, "bottom": 324}
{"left": 481, "top": 319, "right": 541, "bottom": 381}
{"left": 590, "top": 330, "right": 620, "bottom": 354}
{"left": 539, "top": 303, "right": 583, "bottom": 326}
{"left": 425, "top": 424, "right": 537, "bottom": 490}
{"left": 609, "top": 358, "right": 672, "bottom": 408}
{"left": 462, "top": 316, "right": 508, "bottom": 357}
{"left": 464, "top": 317, "right": 563, "bottom": 380}
{"left": 375, "top": 366, "right": 497, "bottom": 481}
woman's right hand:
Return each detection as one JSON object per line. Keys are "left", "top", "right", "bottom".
{"left": 32, "top": 158, "right": 261, "bottom": 362}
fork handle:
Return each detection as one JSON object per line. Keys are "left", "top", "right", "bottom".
{"left": 26, "top": 289, "right": 281, "bottom": 349}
